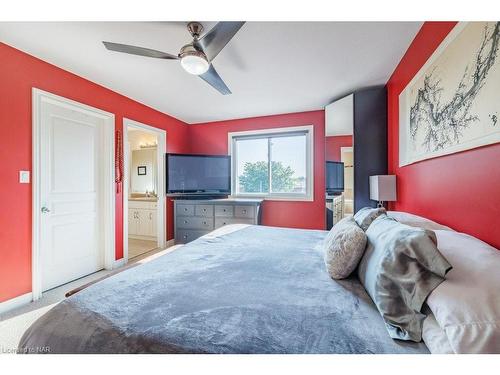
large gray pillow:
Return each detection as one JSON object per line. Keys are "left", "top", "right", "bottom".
{"left": 353, "top": 207, "right": 387, "bottom": 231}
{"left": 323, "top": 217, "right": 367, "bottom": 279}
{"left": 357, "top": 215, "right": 451, "bottom": 342}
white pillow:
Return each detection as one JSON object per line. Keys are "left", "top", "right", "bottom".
{"left": 387, "top": 211, "right": 454, "bottom": 232}
{"left": 422, "top": 313, "right": 454, "bottom": 354}
{"left": 426, "top": 230, "right": 500, "bottom": 353}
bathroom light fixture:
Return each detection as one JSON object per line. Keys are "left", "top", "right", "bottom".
{"left": 139, "top": 142, "right": 158, "bottom": 149}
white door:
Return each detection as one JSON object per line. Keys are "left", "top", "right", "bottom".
{"left": 39, "top": 99, "right": 106, "bottom": 291}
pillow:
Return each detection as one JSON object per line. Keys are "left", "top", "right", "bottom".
{"left": 426, "top": 230, "right": 500, "bottom": 353}
{"left": 323, "top": 217, "right": 367, "bottom": 279}
{"left": 422, "top": 312, "right": 454, "bottom": 354}
{"left": 357, "top": 216, "right": 452, "bottom": 342}
{"left": 353, "top": 207, "right": 386, "bottom": 231}
{"left": 387, "top": 211, "right": 454, "bottom": 232}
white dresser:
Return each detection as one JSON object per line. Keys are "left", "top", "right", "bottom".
{"left": 325, "top": 194, "right": 345, "bottom": 230}
{"left": 128, "top": 200, "right": 157, "bottom": 240}
{"left": 174, "top": 198, "right": 262, "bottom": 244}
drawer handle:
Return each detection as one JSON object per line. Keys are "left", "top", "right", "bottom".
{"left": 184, "top": 208, "right": 188, "bottom": 211}
{"left": 223, "top": 222, "right": 227, "bottom": 225}
{"left": 223, "top": 209, "right": 226, "bottom": 212}
{"left": 203, "top": 208, "right": 206, "bottom": 212}
{"left": 203, "top": 221, "right": 207, "bottom": 225}
{"left": 242, "top": 209, "right": 247, "bottom": 214}
{"left": 184, "top": 220, "right": 188, "bottom": 224}
{"left": 183, "top": 235, "right": 188, "bottom": 239}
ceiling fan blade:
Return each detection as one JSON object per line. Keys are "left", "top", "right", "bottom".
{"left": 199, "top": 65, "right": 232, "bottom": 95}
{"left": 195, "top": 22, "right": 245, "bottom": 61}
{"left": 102, "top": 41, "right": 179, "bottom": 60}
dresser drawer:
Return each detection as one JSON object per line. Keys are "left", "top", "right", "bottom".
{"left": 177, "top": 216, "right": 214, "bottom": 230}
{"left": 195, "top": 205, "right": 214, "bottom": 217}
{"left": 215, "top": 217, "right": 255, "bottom": 228}
{"left": 235, "top": 205, "right": 255, "bottom": 218}
{"left": 214, "top": 205, "right": 234, "bottom": 217}
{"left": 176, "top": 230, "right": 210, "bottom": 244}
{"left": 177, "top": 204, "right": 195, "bottom": 216}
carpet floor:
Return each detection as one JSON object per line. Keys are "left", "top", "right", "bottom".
{"left": 0, "top": 244, "right": 183, "bottom": 353}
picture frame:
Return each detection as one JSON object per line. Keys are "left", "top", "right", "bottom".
{"left": 137, "top": 166, "right": 147, "bottom": 175}
{"left": 399, "top": 22, "right": 500, "bottom": 166}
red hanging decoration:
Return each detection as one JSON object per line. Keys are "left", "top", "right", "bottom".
{"left": 115, "top": 130, "right": 123, "bottom": 194}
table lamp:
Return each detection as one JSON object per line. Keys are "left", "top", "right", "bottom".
{"left": 369, "top": 175, "right": 396, "bottom": 208}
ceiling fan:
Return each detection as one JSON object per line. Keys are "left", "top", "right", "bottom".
{"left": 102, "top": 21, "right": 245, "bottom": 95}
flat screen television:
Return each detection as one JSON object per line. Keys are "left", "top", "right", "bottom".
{"left": 166, "top": 153, "right": 231, "bottom": 197}
{"left": 326, "top": 161, "right": 344, "bottom": 195}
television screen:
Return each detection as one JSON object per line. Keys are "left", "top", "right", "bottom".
{"left": 167, "top": 153, "right": 231, "bottom": 195}
{"left": 326, "top": 161, "right": 344, "bottom": 194}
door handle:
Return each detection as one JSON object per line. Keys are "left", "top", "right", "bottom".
{"left": 41, "top": 206, "right": 50, "bottom": 214}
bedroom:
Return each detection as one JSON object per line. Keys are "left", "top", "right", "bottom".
{"left": 1, "top": 0, "right": 500, "bottom": 372}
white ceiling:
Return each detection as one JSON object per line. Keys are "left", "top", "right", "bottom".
{"left": 0, "top": 22, "right": 422, "bottom": 124}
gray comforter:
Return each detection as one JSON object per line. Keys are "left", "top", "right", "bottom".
{"left": 19, "top": 225, "right": 429, "bottom": 354}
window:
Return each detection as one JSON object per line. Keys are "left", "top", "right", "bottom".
{"left": 229, "top": 126, "right": 313, "bottom": 200}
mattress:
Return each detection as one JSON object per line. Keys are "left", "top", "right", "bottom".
{"left": 19, "top": 224, "right": 429, "bottom": 354}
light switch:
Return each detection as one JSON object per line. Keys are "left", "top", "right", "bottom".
{"left": 19, "top": 170, "right": 30, "bottom": 184}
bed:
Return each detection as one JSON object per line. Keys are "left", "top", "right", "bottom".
{"left": 19, "top": 224, "right": 429, "bottom": 354}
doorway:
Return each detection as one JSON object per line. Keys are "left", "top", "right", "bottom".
{"left": 32, "top": 89, "right": 115, "bottom": 300}
{"left": 123, "top": 119, "right": 166, "bottom": 261}
{"left": 340, "top": 147, "right": 354, "bottom": 216}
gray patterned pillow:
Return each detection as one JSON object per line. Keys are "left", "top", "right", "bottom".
{"left": 354, "top": 207, "right": 387, "bottom": 231}
{"left": 323, "top": 217, "right": 367, "bottom": 279}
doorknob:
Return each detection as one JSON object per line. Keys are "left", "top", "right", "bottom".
{"left": 41, "top": 206, "right": 50, "bottom": 213}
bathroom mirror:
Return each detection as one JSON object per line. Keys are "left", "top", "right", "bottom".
{"left": 130, "top": 148, "right": 157, "bottom": 195}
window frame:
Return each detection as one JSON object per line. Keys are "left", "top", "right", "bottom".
{"left": 228, "top": 125, "right": 314, "bottom": 201}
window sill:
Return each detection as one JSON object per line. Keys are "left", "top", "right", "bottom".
{"left": 230, "top": 194, "right": 314, "bottom": 202}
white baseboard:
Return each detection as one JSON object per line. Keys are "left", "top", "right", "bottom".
{"left": 0, "top": 292, "right": 33, "bottom": 315}
{"left": 112, "top": 258, "right": 127, "bottom": 270}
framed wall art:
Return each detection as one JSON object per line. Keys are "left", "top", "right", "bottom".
{"left": 399, "top": 22, "right": 500, "bottom": 166}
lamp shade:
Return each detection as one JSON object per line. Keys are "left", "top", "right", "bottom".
{"left": 369, "top": 175, "right": 397, "bottom": 202}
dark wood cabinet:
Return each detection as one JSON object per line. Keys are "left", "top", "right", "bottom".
{"left": 325, "top": 86, "right": 387, "bottom": 223}
{"left": 353, "top": 86, "right": 388, "bottom": 212}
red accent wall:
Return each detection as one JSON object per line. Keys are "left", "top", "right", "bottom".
{"left": 325, "top": 135, "right": 352, "bottom": 162}
{"left": 387, "top": 22, "right": 500, "bottom": 249}
{"left": 0, "top": 43, "right": 190, "bottom": 303}
{"left": 188, "top": 111, "right": 326, "bottom": 231}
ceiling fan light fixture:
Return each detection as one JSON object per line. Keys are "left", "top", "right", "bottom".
{"left": 103, "top": 21, "right": 245, "bottom": 94}
{"left": 181, "top": 54, "right": 209, "bottom": 75}
{"left": 179, "top": 44, "right": 209, "bottom": 75}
